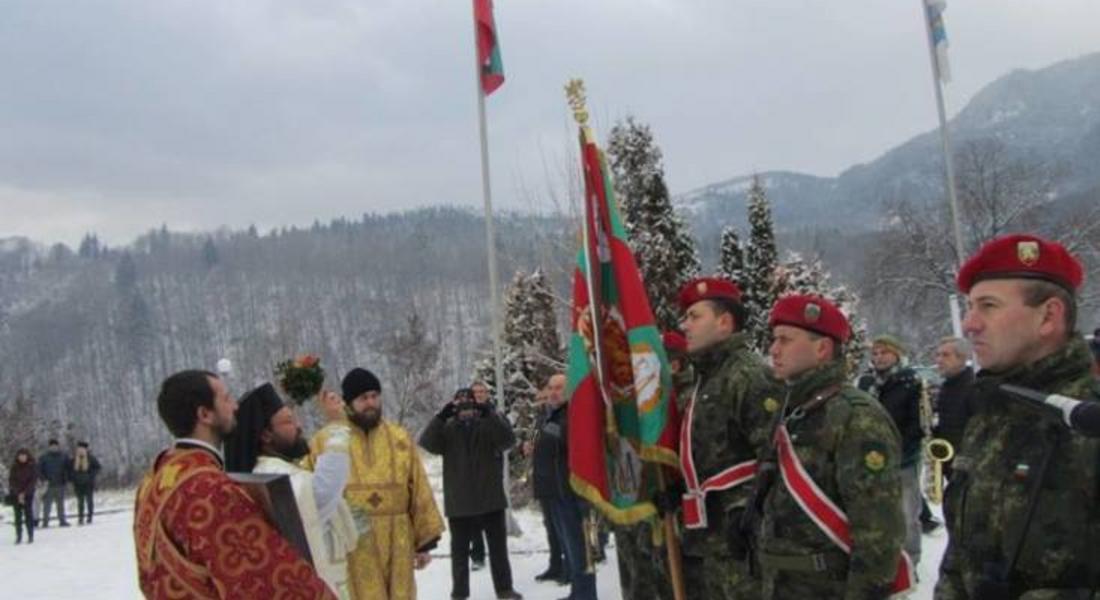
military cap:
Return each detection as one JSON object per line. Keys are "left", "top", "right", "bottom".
{"left": 769, "top": 294, "right": 851, "bottom": 343}
{"left": 957, "top": 233, "right": 1084, "bottom": 294}
{"left": 677, "top": 276, "right": 742, "bottom": 311}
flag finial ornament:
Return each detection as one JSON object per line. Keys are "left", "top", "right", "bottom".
{"left": 565, "top": 79, "right": 589, "bottom": 126}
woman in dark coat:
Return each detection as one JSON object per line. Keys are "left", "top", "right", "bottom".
{"left": 8, "top": 448, "right": 37, "bottom": 544}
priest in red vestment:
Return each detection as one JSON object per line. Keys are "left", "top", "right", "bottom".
{"left": 134, "top": 369, "right": 335, "bottom": 599}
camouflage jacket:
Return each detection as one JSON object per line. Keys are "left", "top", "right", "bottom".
{"left": 936, "top": 338, "right": 1100, "bottom": 599}
{"left": 680, "top": 332, "right": 777, "bottom": 556}
{"left": 758, "top": 360, "right": 905, "bottom": 599}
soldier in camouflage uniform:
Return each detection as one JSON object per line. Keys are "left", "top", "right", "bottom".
{"left": 652, "top": 277, "right": 776, "bottom": 599}
{"left": 936, "top": 234, "right": 1100, "bottom": 599}
{"left": 754, "top": 294, "right": 906, "bottom": 600}
{"left": 615, "top": 332, "right": 690, "bottom": 600}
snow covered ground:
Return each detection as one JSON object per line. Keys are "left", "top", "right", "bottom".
{"left": 0, "top": 458, "right": 947, "bottom": 599}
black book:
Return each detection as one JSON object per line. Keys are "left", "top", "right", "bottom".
{"left": 228, "top": 472, "right": 314, "bottom": 566}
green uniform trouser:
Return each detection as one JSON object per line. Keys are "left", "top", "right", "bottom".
{"left": 615, "top": 522, "right": 674, "bottom": 600}
{"left": 681, "top": 551, "right": 759, "bottom": 599}
{"left": 759, "top": 550, "right": 849, "bottom": 600}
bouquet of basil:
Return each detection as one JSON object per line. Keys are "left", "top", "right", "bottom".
{"left": 274, "top": 354, "right": 326, "bottom": 405}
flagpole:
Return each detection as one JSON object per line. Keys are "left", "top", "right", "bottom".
{"left": 566, "top": 80, "right": 614, "bottom": 417}
{"left": 921, "top": 0, "right": 965, "bottom": 337}
{"left": 657, "top": 468, "right": 687, "bottom": 600}
{"left": 472, "top": 14, "right": 507, "bottom": 409}
{"left": 473, "top": 6, "right": 523, "bottom": 537}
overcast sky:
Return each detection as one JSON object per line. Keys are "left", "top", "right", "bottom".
{"left": 2, "top": 0, "right": 1098, "bottom": 247}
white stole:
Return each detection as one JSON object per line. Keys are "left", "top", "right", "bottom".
{"left": 254, "top": 456, "right": 358, "bottom": 599}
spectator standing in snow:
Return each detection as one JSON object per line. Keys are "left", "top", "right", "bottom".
{"left": 68, "top": 441, "right": 102, "bottom": 525}
{"left": 37, "top": 439, "right": 70, "bottom": 528}
{"left": 419, "top": 387, "right": 523, "bottom": 600}
{"left": 9, "top": 448, "right": 37, "bottom": 544}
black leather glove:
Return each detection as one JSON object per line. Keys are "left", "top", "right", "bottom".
{"left": 726, "top": 507, "right": 749, "bottom": 560}
{"left": 438, "top": 403, "right": 457, "bottom": 421}
{"left": 652, "top": 481, "right": 685, "bottom": 517}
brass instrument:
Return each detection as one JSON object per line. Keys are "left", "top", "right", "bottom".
{"left": 583, "top": 514, "right": 599, "bottom": 574}
{"left": 919, "top": 375, "right": 955, "bottom": 504}
{"left": 925, "top": 438, "right": 955, "bottom": 504}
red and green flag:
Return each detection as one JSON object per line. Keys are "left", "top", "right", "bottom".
{"left": 567, "top": 123, "right": 679, "bottom": 525}
{"left": 473, "top": 0, "right": 505, "bottom": 95}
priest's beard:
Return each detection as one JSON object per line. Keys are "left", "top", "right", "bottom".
{"left": 271, "top": 435, "right": 310, "bottom": 462}
{"left": 350, "top": 406, "right": 382, "bottom": 433}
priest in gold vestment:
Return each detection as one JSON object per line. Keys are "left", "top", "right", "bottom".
{"left": 306, "top": 367, "right": 444, "bottom": 600}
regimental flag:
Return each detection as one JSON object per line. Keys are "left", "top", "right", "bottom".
{"left": 474, "top": 0, "right": 505, "bottom": 95}
{"left": 566, "top": 121, "right": 679, "bottom": 525}
{"left": 925, "top": 0, "right": 951, "bottom": 83}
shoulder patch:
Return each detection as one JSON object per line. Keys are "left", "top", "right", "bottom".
{"left": 763, "top": 397, "right": 781, "bottom": 413}
{"left": 861, "top": 441, "right": 889, "bottom": 473}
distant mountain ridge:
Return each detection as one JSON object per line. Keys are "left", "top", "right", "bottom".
{"left": 679, "top": 52, "right": 1100, "bottom": 237}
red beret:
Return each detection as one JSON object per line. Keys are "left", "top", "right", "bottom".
{"left": 957, "top": 234, "right": 1084, "bottom": 294}
{"left": 662, "top": 331, "right": 688, "bottom": 355}
{"left": 769, "top": 294, "right": 851, "bottom": 343}
{"left": 677, "top": 277, "right": 742, "bottom": 311}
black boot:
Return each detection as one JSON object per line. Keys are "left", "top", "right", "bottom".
{"left": 534, "top": 568, "right": 563, "bottom": 582}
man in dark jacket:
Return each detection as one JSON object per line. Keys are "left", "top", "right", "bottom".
{"left": 420, "top": 388, "right": 523, "bottom": 600}
{"left": 932, "top": 337, "right": 977, "bottom": 469}
{"left": 525, "top": 387, "right": 568, "bottom": 586}
{"left": 68, "top": 441, "right": 102, "bottom": 525}
{"left": 37, "top": 439, "right": 70, "bottom": 527}
{"left": 857, "top": 334, "right": 924, "bottom": 566}
{"left": 532, "top": 373, "right": 597, "bottom": 600}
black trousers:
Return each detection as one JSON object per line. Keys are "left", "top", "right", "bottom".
{"left": 539, "top": 498, "right": 565, "bottom": 574}
{"left": 14, "top": 497, "right": 35, "bottom": 542}
{"left": 470, "top": 529, "right": 486, "bottom": 563}
{"left": 449, "top": 510, "right": 514, "bottom": 597}
{"left": 76, "top": 485, "right": 95, "bottom": 523}
{"left": 41, "top": 486, "right": 67, "bottom": 525}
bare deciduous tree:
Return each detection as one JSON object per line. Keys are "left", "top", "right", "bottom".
{"left": 866, "top": 137, "right": 1100, "bottom": 352}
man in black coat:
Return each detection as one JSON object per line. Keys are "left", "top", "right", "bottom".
{"left": 524, "top": 387, "right": 568, "bottom": 586}
{"left": 419, "top": 388, "right": 522, "bottom": 600}
{"left": 530, "top": 373, "right": 597, "bottom": 600}
{"left": 932, "top": 337, "right": 977, "bottom": 467}
{"left": 37, "top": 439, "right": 70, "bottom": 527}
{"left": 857, "top": 334, "right": 926, "bottom": 565}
